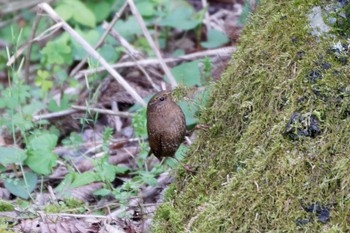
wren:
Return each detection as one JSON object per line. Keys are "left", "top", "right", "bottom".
{"left": 147, "top": 90, "right": 186, "bottom": 161}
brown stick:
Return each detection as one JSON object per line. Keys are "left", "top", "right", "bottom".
{"left": 76, "top": 46, "right": 236, "bottom": 79}
{"left": 24, "top": 7, "right": 42, "bottom": 84}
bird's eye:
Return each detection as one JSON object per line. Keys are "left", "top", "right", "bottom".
{"left": 159, "top": 96, "right": 165, "bottom": 101}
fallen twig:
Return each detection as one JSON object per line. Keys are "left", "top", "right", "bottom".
{"left": 32, "top": 105, "right": 133, "bottom": 122}
{"left": 33, "top": 109, "right": 77, "bottom": 122}
{"left": 24, "top": 7, "right": 42, "bottom": 83}
{"left": 0, "top": 0, "right": 51, "bottom": 14}
{"left": 76, "top": 46, "right": 236, "bottom": 79}
{"left": 201, "top": 0, "right": 210, "bottom": 30}
{"left": 71, "top": 105, "right": 134, "bottom": 118}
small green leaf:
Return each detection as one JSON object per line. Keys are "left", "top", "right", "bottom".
{"left": 93, "top": 188, "right": 111, "bottom": 196}
{"left": 94, "top": 154, "right": 129, "bottom": 182}
{"left": 25, "top": 133, "right": 58, "bottom": 175}
{"left": 114, "top": 17, "right": 142, "bottom": 40}
{"left": 129, "top": 95, "right": 152, "bottom": 112}
{"left": 62, "top": 132, "right": 83, "bottom": 147}
{"left": 98, "top": 44, "right": 120, "bottom": 63}
{"left": 71, "top": 3, "right": 95, "bottom": 27}
{"left": 41, "top": 40, "right": 72, "bottom": 65}
{"left": 57, "top": 0, "right": 96, "bottom": 27}
{"left": 114, "top": 165, "right": 129, "bottom": 175}
{"left": 140, "top": 171, "right": 157, "bottom": 186}
{"left": 122, "top": 179, "right": 141, "bottom": 192}
{"left": 55, "top": 171, "right": 99, "bottom": 195}
{"left": 175, "top": 144, "right": 189, "bottom": 161}
{"left": 28, "top": 133, "right": 58, "bottom": 151}
{"left": 0, "top": 85, "right": 31, "bottom": 109}
{"left": 165, "top": 157, "right": 177, "bottom": 169}
{"left": 159, "top": 7, "right": 201, "bottom": 30}
{"left": 113, "top": 187, "right": 133, "bottom": 205}
{"left": 178, "top": 100, "right": 197, "bottom": 126}
{"left": 25, "top": 150, "right": 57, "bottom": 175}
{"left": 86, "top": 1, "right": 111, "bottom": 23}
{"left": 178, "top": 89, "right": 210, "bottom": 126}
{"left": 168, "top": 61, "right": 201, "bottom": 87}
{"left": 4, "top": 171, "right": 37, "bottom": 199}
{"left": 70, "top": 171, "right": 99, "bottom": 188}
{"left": 48, "top": 94, "right": 70, "bottom": 112}
{"left": 98, "top": 164, "right": 118, "bottom": 182}
{"left": 36, "top": 69, "right": 49, "bottom": 79}
{"left": 136, "top": 2, "right": 156, "bottom": 17}
{"left": 77, "top": 29, "right": 100, "bottom": 45}
{"left": 54, "top": 173, "right": 74, "bottom": 193}
{"left": 0, "top": 96, "right": 18, "bottom": 109}
{"left": 55, "top": 4, "right": 74, "bottom": 21}
{"left": 35, "top": 70, "right": 53, "bottom": 91}
{"left": 22, "top": 101, "right": 45, "bottom": 116}
{"left": 11, "top": 114, "right": 34, "bottom": 131}
{"left": 239, "top": 1, "right": 253, "bottom": 25}
{"left": 201, "top": 29, "right": 229, "bottom": 49}
{"left": 172, "top": 49, "right": 185, "bottom": 56}
{"left": 132, "top": 107, "right": 147, "bottom": 138}
{"left": 0, "top": 147, "right": 26, "bottom": 165}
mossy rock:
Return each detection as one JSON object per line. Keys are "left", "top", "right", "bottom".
{"left": 152, "top": 0, "right": 350, "bottom": 232}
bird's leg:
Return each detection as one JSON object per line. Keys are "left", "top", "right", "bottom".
{"left": 146, "top": 150, "right": 166, "bottom": 171}
{"left": 145, "top": 150, "right": 155, "bottom": 171}
{"left": 186, "top": 123, "right": 210, "bottom": 136}
{"left": 172, "top": 157, "right": 196, "bottom": 174}
{"left": 147, "top": 149, "right": 195, "bottom": 173}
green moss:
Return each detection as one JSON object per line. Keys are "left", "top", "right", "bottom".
{"left": 0, "top": 201, "right": 14, "bottom": 212}
{"left": 0, "top": 202, "right": 14, "bottom": 233}
{"left": 153, "top": 203, "right": 183, "bottom": 233}
{"left": 63, "top": 198, "right": 85, "bottom": 209}
{"left": 43, "top": 198, "right": 85, "bottom": 213}
{"left": 162, "top": 183, "right": 176, "bottom": 201}
{"left": 153, "top": 0, "right": 350, "bottom": 232}
{"left": 15, "top": 199, "right": 30, "bottom": 209}
{"left": 0, "top": 218, "right": 12, "bottom": 233}
{"left": 43, "top": 204, "right": 61, "bottom": 213}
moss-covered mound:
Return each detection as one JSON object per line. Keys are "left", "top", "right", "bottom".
{"left": 153, "top": 0, "right": 350, "bottom": 232}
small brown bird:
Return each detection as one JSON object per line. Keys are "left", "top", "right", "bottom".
{"left": 147, "top": 90, "right": 186, "bottom": 162}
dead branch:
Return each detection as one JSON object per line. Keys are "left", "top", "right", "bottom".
{"left": 76, "top": 46, "right": 236, "bottom": 79}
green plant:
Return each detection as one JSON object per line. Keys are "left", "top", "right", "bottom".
{"left": 55, "top": 0, "right": 96, "bottom": 28}
{"left": 4, "top": 171, "right": 37, "bottom": 200}
{"left": 55, "top": 127, "right": 128, "bottom": 196}
{"left": 201, "top": 29, "right": 229, "bottom": 49}
{"left": 0, "top": 29, "right": 59, "bottom": 199}
{"left": 0, "top": 201, "right": 14, "bottom": 212}
{"left": 43, "top": 198, "right": 85, "bottom": 213}
{"left": 132, "top": 107, "right": 147, "bottom": 138}
{"left": 62, "top": 132, "right": 83, "bottom": 148}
